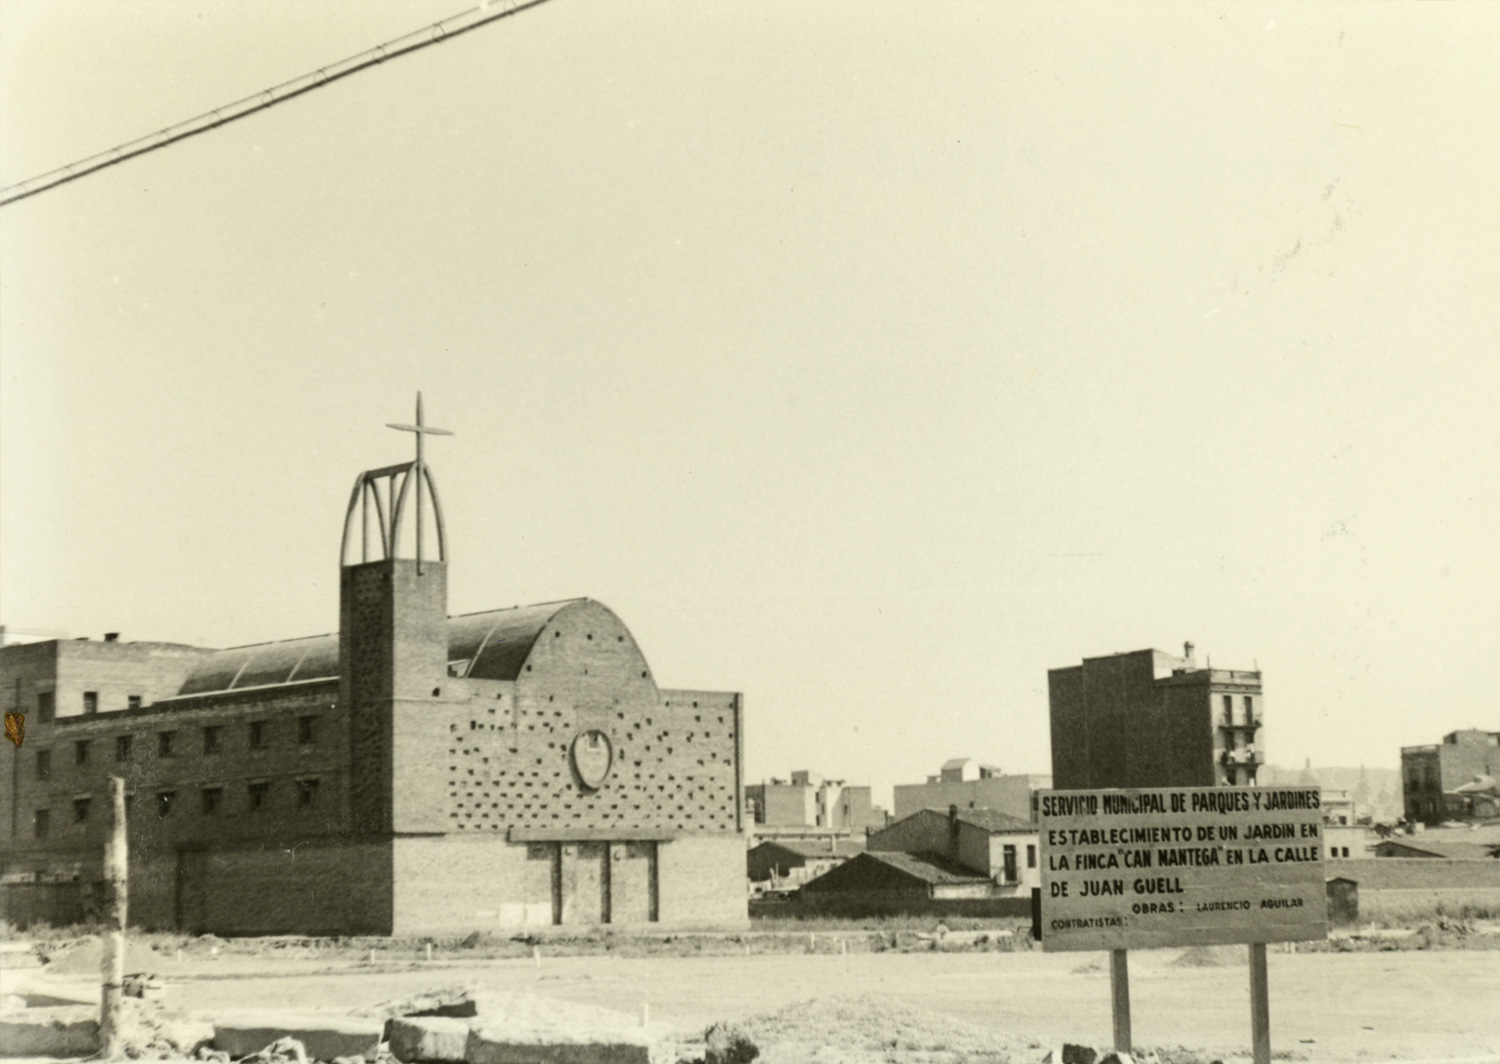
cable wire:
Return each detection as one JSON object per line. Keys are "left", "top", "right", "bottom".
{"left": 0, "top": 0, "right": 555, "bottom": 208}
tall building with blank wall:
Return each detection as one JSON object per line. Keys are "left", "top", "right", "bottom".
{"left": 1048, "top": 643, "right": 1263, "bottom": 790}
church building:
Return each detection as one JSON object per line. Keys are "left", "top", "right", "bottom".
{"left": 0, "top": 400, "right": 748, "bottom": 934}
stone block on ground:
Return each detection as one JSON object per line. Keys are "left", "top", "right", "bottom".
{"left": 214, "top": 1011, "right": 384, "bottom": 1062}
{"left": 466, "top": 1028, "right": 653, "bottom": 1064}
{"left": 0, "top": 1005, "right": 100, "bottom": 1058}
{"left": 464, "top": 992, "right": 671, "bottom": 1064}
{"left": 390, "top": 1016, "right": 471, "bottom": 1063}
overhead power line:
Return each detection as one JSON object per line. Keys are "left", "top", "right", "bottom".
{"left": 0, "top": 0, "right": 555, "bottom": 208}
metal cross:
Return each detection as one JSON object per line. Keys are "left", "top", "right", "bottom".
{"left": 386, "top": 392, "right": 453, "bottom": 572}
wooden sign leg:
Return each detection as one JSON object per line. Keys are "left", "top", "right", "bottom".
{"left": 1249, "top": 942, "right": 1270, "bottom": 1064}
{"left": 100, "top": 777, "right": 127, "bottom": 1059}
{"left": 1110, "top": 948, "right": 1132, "bottom": 1054}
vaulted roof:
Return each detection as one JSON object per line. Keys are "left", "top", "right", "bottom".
{"left": 176, "top": 600, "right": 585, "bottom": 696}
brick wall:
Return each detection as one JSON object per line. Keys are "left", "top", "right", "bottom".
{"left": 657, "top": 834, "right": 749, "bottom": 928}
{"left": 184, "top": 839, "right": 393, "bottom": 935}
{"left": 3, "top": 682, "right": 347, "bottom": 876}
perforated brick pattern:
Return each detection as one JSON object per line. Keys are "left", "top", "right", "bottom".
{"left": 446, "top": 691, "right": 739, "bottom": 834}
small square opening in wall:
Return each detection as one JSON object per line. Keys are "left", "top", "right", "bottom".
{"left": 201, "top": 788, "right": 223, "bottom": 815}
{"left": 74, "top": 740, "right": 90, "bottom": 765}
{"left": 73, "top": 797, "right": 91, "bottom": 824}
{"left": 248, "top": 782, "right": 270, "bottom": 811}
{"left": 156, "top": 791, "right": 177, "bottom": 819}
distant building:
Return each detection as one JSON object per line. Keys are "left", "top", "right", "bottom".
{"left": 1322, "top": 789, "right": 1358, "bottom": 826}
{"left": 1401, "top": 730, "right": 1500, "bottom": 825}
{"left": 798, "top": 851, "right": 994, "bottom": 903}
{"left": 746, "top": 837, "right": 864, "bottom": 888}
{"left": 745, "top": 770, "right": 888, "bottom": 834}
{"left": 1048, "top": 643, "right": 1263, "bottom": 789}
{"left": 891, "top": 759, "right": 1049, "bottom": 821}
{"left": 867, "top": 806, "right": 1039, "bottom": 896}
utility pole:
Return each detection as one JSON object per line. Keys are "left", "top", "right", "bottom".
{"left": 100, "top": 777, "right": 127, "bottom": 1058}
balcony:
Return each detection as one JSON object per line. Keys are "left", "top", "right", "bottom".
{"left": 1220, "top": 716, "right": 1261, "bottom": 731}
{"left": 1220, "top": 748, "right": 1261, "bottom": 767}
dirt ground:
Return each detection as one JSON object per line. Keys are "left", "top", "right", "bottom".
{"left": 9, "top": 940, "right": 1500, "bottom": 1062}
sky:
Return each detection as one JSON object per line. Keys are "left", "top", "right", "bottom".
{"left": 2, "top": 1, "right": 1497, "bottom": 808}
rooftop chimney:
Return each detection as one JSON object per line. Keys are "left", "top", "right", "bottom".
{"left": 1183, "top": 641, "right": 1195, "bottom": 665}
{"left": 104, "top": 633, "right": 120, "bottom": 643}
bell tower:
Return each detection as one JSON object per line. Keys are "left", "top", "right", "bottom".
{"left": 339, "top": 394, "right": 454, "bottom": 836}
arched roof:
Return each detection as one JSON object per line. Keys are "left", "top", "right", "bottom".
{"left": 176, "top": 599, "right": 586, "bottom": 696}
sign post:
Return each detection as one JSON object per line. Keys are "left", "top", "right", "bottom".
{"left": 1038, "top": 786, "right": 1325, "bottom": 1063}
{"left": 1109, "top": 949, "right": 1131, "bottom": 1054}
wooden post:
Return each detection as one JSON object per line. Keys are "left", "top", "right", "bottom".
{"left": 100, "top": 777, "right": 127, "bottom": 1059}
{"left": 1249, "top": 942, "right": 1271, "bottom": 1064}
{"left": 1109, "top": 949, "right": 1132, "bottom": 1054}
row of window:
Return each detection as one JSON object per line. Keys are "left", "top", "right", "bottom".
{"left": 32, "top": 717, "right": 322, "bottom": 779}
{"left": 31, "top": 691, "right": 143, "bottom": 723}
{"left": 1220, "top": 694, "right": 1258, "bottom": 726}
{"left": 31, "top": 778, "right": 322, "bottom": 839}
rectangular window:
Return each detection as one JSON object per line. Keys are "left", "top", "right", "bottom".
{"left": 1002, "top": 844, "right": 1019, "bottom": 884}
{"left": 116, "top": 735, "right": 133, "bottom": 762}
{"left": 156, "top": 791, "right": 177, "bottom": 819}
{"left": 35, "top": 749, "right": 51, "bottom": 780}
{"left": 249, "top": 721, "right": 267, "bottom": 749}
{"left": 1027, "top": 844, "right": 1037, "bottom": 869}
{"left": 73, "top": 797, "right": 91, "bottom": 823}
{"left": 248, "top": 781, "right": 270, "bottom": 811}
{"left": 1243, "top": 695, "right": 1254, "bottom": 721}
{"left": 83, "top": 692, "right": 98, "bottom": 715}
{"left": 297, "top": 716, "right": 318, "bottom": 744}
{"left": 127, "top": 695, "right": 142, "bottom": 710}
{"left": 202, "top": 726, "right": 221, "bottom": 754}
{"left": 74, "top": 740, "right": 90, "bottom": 765}
{"left": 37, "top": 691, "right": 54, "bottom": 723}
{"left": 297, "top": 778, "right": 320, "bottom": 809}
{"left": 34, "top": 809, "right": 50, "bottom": 840}
{"left": 201, "top": 787, "right": 223, "bottom": 814}
{"left": 1222, "top": 694, "right": 1233, "bottom": 723}
{"left": 158, "top": 731, "right": 176, "bottom": 757}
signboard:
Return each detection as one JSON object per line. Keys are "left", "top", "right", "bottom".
{"left": 1039, "top": 786, "right": 1327, "bottom": 951}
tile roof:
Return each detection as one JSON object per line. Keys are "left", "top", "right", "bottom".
{"left": 863, "top": 851, "right": 993, "bottom": 885}
{"left": 954, "top": 808, "right": 1037, "bottom": 833}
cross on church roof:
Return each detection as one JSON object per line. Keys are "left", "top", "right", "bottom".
{"left": 386, "top": 391, "right": 454, "bottom": 469}
{"left": 382, "top": 392, "right": 453, "bottom": 574}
